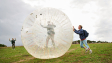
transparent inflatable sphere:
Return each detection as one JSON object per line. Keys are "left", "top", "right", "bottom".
{"left": 21, "top": 8, "right": 73, "bottom": 59}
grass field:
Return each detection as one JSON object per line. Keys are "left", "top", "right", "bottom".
{"left": 0, "top": 43, "right": 112, "bottom": 63}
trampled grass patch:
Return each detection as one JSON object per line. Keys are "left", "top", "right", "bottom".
{"left": 0, "top": 43, "right": 112, "bottom": 63}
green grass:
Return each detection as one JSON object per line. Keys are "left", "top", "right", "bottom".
{"left": 0, "top": 43, "right": 112, "bottom": 63}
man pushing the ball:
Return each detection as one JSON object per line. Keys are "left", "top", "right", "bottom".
{"left": 73, "top": 25, "right": 92, "bottom": 54}
{"left": 40, "top": 21, "right": 56, "bottom": 48}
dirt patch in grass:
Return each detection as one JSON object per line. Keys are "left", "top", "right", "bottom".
{"left": 67, "top": 49, "right": 75, "bottom": 53}
{"left": 108, "top": 60, "right": 112, "bottom": 63}
{"left": 13, "top": 57, "right": 35, "bottom": 63}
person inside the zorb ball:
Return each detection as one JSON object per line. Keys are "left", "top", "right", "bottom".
{"left": 40, "top": 21, "right": 56, "bottom": 48}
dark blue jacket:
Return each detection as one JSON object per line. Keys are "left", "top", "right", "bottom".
{"left": 74, "top": 29, "right": 86, "bottom": 40}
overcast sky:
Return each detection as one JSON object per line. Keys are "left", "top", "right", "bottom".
{"left": 0, "top": 0, "right": 112, "bottom": 46}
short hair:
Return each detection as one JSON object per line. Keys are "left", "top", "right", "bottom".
{"left": 79, "top": 25, "right": 83, "bottom": 29}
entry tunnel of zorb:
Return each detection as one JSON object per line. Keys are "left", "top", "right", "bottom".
{"left": 21, "top": 8, "right": 73, "bottom": 59}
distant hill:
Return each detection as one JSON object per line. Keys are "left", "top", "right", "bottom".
{"left": 0, "top": 44, "right": 7, "bottom": 47}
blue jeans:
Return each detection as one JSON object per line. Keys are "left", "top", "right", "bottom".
{"left": 80, "top": 39, "right": 89, "bottom": 48}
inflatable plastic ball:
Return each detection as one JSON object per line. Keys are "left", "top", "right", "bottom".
{"left": 21, "top": 7, "right": 73, "bottom": 59}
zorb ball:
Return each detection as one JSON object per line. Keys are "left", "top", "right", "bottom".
{"left": 21, "top": 8, "right": 73, "bottom": 59}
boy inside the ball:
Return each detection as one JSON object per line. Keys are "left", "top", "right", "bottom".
{"left": 40, "top": 21, "right": 56, "bottom": 48}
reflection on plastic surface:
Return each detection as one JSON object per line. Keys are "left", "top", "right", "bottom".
{"left": 21, "top": 8, "right": 73, "bottom": 59}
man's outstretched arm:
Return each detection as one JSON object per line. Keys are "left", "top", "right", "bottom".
{"left": 73, "top": 26, "right": 83, "bottom": 34}
{"left": 74, "top": 29, "right": 83, "bottom": 34}
{"left": 9, "top": 39, "right": 12, "bottom": 43}
{"left": 15, "top": 38, "right": 16, "bottom": 41}
{"left": 40, "top": 23, "right": 53, "bottom": 28}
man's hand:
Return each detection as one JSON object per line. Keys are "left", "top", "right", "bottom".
{"left": 73, "top": 26, "right": 75, "bottom": 31}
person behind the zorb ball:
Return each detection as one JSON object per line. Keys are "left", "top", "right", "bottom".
{"left": 40, "top": 21, "right": 56, "bottom": 48}
{"left": 73, "top": 25, "right": 92, "bottom": 54}
{"left": 9, "top": 38, "right": 16, "bottom": 50}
